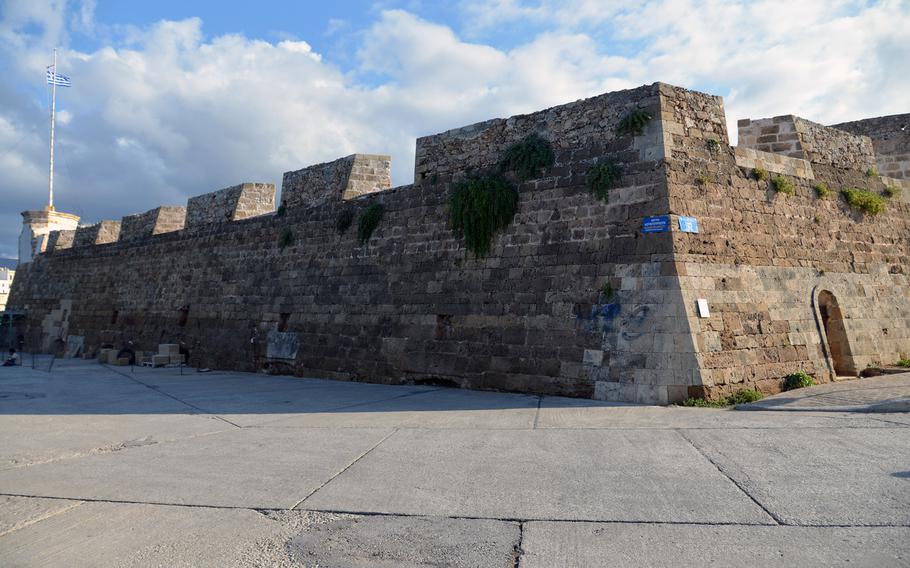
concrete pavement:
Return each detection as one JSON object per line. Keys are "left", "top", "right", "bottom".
{"left": 1, "top": 358, "right": 908, "bottom": 566}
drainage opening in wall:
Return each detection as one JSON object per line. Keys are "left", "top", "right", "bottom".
{"left": 110, "top": 310, "right": 119, "bottom": 325}
{"left": 817, "top": 290, "right": 856, "bottom": 377}
{"left": 178, "top": 305, "right": 189, "bottom": 327}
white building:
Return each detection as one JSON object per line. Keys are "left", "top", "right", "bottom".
{"left": 0, "top": 267, "right": 15, "bottom": 312}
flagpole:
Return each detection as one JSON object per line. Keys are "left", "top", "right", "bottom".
{"left": 48, "top": 48, "right": 57, "bottom": 211}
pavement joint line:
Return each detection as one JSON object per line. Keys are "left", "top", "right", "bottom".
{"left": 675, "top": 429, "right": 785, "bottom": 526}
{"left": 247, "top": 388, "right": 446, "bottom": 428}
{"left": 102, "top": 364, "right": 242, "bottom": 428}
{"left": 532, "top": 396, "right": 543, "bottom": 429}
{"left": 0, "top": 500, "right": 84, "bottom": 538}
{"left": 2, "top": 494, "right": 908, "bottom": 529}
{"left": 243, "top": 424, "right": 909, "bottom": 432}
{"left": 289, "top": 428, "right": 401, "bottom": 511}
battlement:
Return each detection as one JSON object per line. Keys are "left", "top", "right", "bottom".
{"left": 185, "top": 182, "right": 276, "bottom": 228}
{"left": 413, "top": 83, "right": 667, "bottom": 185}
{"left": 46, "top": 229, "right": 76, "bottom": 252}
{"left": 737, "top": 115, "right": 876, "bottom": 171}
{"left": 833, "top": 113, "right": 910, "bottom": 180}
{"left": 120, "top": 206, "right": 187, "bottom": 241}
{"left": 73, "top": 220, "right": 121, "bottom": 247}
{"left": 281, "top": 154, "right": 392, "bottom": 209}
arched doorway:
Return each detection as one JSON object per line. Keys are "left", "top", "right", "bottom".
{"left": 817, "top": 290, "right": 855, "bottom": 377}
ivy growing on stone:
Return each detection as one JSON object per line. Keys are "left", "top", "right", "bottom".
{"left": 278, "top": 227, "right": 294, "bottom": 250}
{"left": 449, "top": 176, "right": 519, "bottom": 257}
{"left": 616, "top": 108, "right": 652, "bottom": 136}
{"left": 498, "top": 133, "right": 555, "bottom": 181}
{"left": 842, "top": 187, "right": 886, "bottom": 215}
{"left": 336, "top": 208, "right": 355, "bottom": 234}
{"left": 357, "top": 204, "right": 384, "bottom": 245}
{"left": 587, "top": 163, "right": 623, "bottom": 201}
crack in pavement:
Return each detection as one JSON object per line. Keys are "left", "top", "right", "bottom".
{"left": 2, "top": 493, "right": 907, "bottom": 528}
{"left": 103, "top": 365, "right": 242, "bottom": 428}
{"left": 676, "top": 429, "right": 784, "bottom": 526}
{"left": 0, "top": 499, "right": 85, "bottom": 538}
{"left": 290, "top": 429, "right": 400, "bottom": 510}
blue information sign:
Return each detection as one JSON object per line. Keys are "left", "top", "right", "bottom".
{"left": 642, "top": 215, "right": 670, "bottom": 233}
{"left": 678, "top": 216, "right": 699, "bottom": 233}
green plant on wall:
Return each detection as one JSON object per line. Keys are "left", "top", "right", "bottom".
{"left": 771, "top": 175, "right": 795, "bottom": 195}
{"left": 616, "top": 109, "right": 652, "bottom": 136}
{"left": 866, "top": 167, "right": 878, "bottom": 178}
{"left": 278, "top": 227, "right": 294, "bottom": 249}
{"left": 783, "top": 371, "right": 816, "bottom": 391}
{"left": 884, "top": 186, "right": 901, "bottom": 199}
{"left": 336, "top": 208, "right": 355, "bottom": 234}
{"left": 842, "top": 187, "right": 886, "bottom": 215}
{"left": 696, "top": 173, "right": 715, "bottom": 186}
{"left": 600, "top": 281, "right": 614, "bottom": 300}
{"left": 498, "top": 133, "right": 555, "bottom": 181}
{"left": 813, "top": 183, "right": 830, "bottom": 198}
{"left": 357, "top": 204, "right": 384, "bottom": 245}
{"left": 449, "top": 176, "right": 519, "bottom": 257}
{"left": 587, "top": 163, "right": 623, "bottom": 201}
{"left": 276, "top": 203, "right": 287, "bottom": 218}
{"left": 752, "top": 167, "right": 768, "bottom": 181}
{"left": 706, "top": 139, "right": 721, "bottom": 154}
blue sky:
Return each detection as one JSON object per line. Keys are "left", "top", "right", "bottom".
{"left": 1, "top": 0, "right": 908, "bottom": 259}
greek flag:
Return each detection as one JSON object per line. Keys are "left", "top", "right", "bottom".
{"left": 46, "top": 67, "right": 71, "bottom": 87}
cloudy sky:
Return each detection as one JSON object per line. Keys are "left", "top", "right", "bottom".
{"left": 1, "top": 0, "right": 908, "bottom": 259}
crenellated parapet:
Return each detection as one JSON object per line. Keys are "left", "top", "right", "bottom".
{"left": 737, "top": 115, "right": 876, "bottom": 171}
{"left": 280, "top": 154, "right": 391, "bottom": 209}
{"left": 413, "top": 84, "right": 667, "bottom": 186}
{"left": 833, "top": 113, "right": 910, "bottom": 180}
{"left": 185, "top": 183, "right": 276, "bottom": 228}
{"left": 45, "top": 229, "right": 76, "bottom": 252}
{"left": 73, "top": 220, "right": 121, "bottom": 247}
{"left": 120, "top": 206, "right": 187, "bottom": 241}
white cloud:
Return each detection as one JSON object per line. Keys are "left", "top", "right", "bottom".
{"left": 0, "top": 0, "right": 908, "bottom": 260}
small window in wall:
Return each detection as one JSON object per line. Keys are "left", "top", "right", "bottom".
{"left": 110, "top": 310, "right": 119, "bottom": 325}
{"left": 278, "top": 313, "right": 291, "bottom": 332}
{"left": 178, "top": 305, "right": 189, "bottom": 327}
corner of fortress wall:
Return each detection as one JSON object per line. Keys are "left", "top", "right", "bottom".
{"left": 666, "top": 97, "right": 910, "bottom": 399}
{"left": 7, "top": 81, "right": 910, "bottom": 404}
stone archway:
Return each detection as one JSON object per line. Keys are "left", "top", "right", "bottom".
{"left": 817, "top": 290, "right": 856, "bottom": 377}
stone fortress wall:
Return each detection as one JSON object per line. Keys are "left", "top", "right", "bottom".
{"left": 8, "top": 82, "right": 910, "bottom": 403}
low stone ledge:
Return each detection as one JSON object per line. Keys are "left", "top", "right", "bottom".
{"left": 734, "top": 146, "right": 815, "bottom": 179}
